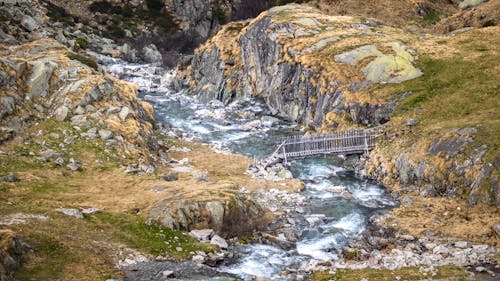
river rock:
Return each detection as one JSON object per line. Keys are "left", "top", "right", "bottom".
{"left": 162, "top": 270, "right": 175, "bottom": 277}
{"left": 189, "top": 229, "right": 214, "bottom": 242}
{"left": 210, "top": 234, "right": 228, "bottom": 249}
{"left": 305, "top": 214, "right": 326, "bottom": 227}
{"left": 143, "top": 44, "right": 162, "bottom": 65}
{"left": 241, "top": 120, "right": 262, "bottom": 131}
{"left": 261, "top": 116, "right": 280, "bottom": 127}
{"left": 56, "top": 208, "right": 83, "bottom": 219}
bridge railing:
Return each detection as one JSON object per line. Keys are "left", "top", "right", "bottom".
{"left": 273, "top": 129, "right": 379, "bottom": 162}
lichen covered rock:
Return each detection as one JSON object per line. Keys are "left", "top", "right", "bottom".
{"left": 178, "top": 4, "right": 423, "bottom": 129}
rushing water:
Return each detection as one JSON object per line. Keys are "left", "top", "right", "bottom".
{"left": 107, "top": 62, "right": 396, "bottom": 280}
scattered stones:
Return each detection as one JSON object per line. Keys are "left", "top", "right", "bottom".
{"left": 0, "top": 213, "right": 49, "bottom": 225}
{"left": 305, "top": 214, "right": 326, "bottom": 227}
{"left": 56, "top": 208, "right": 84, "bottom": 219}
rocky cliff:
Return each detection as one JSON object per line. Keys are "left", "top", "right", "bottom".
{"left": 178, "top": 4, "right": 422, "bottom": 129}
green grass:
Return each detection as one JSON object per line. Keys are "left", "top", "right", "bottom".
{"left": 86, "top": 212, "right": 215, "bottom": 258}
{"left": 311, "top": 266, "right": 470, "bottom": 281}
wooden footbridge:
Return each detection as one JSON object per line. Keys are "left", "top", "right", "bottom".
{"left": 266, "top": 129, "right": 381, "bottom": 165}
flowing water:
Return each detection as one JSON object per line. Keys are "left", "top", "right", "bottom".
{"left": 107, "top": 62, "right": 396, "bottom": 280}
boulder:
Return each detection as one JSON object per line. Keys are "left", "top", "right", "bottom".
{"left": 20, "top": 15, "right": 38, "bottom": 32}
{"left": 142, "top": 44, "right": 162, "bottom": 65}
{"left": 119, "top": 106, "right": 132, "bottom": 121}
{"left": 210, "top": 234, "right": 228, "bottom": 249}
{"left": 54, "top": 106, "right": 70, "bottom": 121}
{"left": 189, "top": 229, "right": 214, "bottom": 242}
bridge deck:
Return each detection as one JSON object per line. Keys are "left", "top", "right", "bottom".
{"left": 269, "top": 129, "right": 379, "bottom": 164}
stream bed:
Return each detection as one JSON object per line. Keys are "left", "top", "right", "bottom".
{"left": 107, "top": 62, "right": 396, "bottom": 280}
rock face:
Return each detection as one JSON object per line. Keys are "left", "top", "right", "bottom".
{"left": 0, "top": 38, "right": 158, "bottom": 163}
{"left": 148, "top": 194, "right": 270, "bottom": 237}
{"left": 178, "top": 4, "right": 422, "bottom": 129}
{"left": 0, "top": 229, "right": 30, "bottom": 281}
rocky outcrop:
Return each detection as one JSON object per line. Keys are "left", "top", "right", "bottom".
{"left": 178, "top": 4, "right": 422, "bottom": 129}
{"left": 434, "top": 0, "right": 499, "bottom": 33}
{"left": 148, "top": 193, "right": 271, "bottom": 237}
{"left": 0, "top": 230, "right": 31, "bottom": 281}
{"left": 0, "top": 38, "right": 160, "bottom": 164}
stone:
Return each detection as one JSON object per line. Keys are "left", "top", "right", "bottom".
{"left": 81, "top": 207, "right": 100, "bottom": 214}
{"left": 205, "top": 201, "right": 224, "bottom": 227}
{"left": 41, "top": 149, "right": 62, "bottom": 160}
{"left": 0, "top": 173, "right": 19, "bottom": 182}
{"left": 459, "top": 0, "right": 486, "bottom": 9}
{"left": 305, "top": 214, "right": 326, "bottom": 227}
{"left": 210, "top": 234, "right": 228, "bottom": 249}
{"left": 454, "top": 241, "right": 469, "bottom": 248}
{"left": 261, "top": 116, "right": 280, "bottom": 127}
{"left": 189, "top": 229, "right": 214, "bottom": 242}
{"left": 432, "top": 245, "right": 450, "bottom": 256}
{"left": 493, "top": 224, "right": 500, "bottom": 236}
{"left": 142, "top": 44, "right": 162, "bottom": 65}
{"left": 241, "top": 120, "right": 262, "bottom": 131}
{"left": 405, "top": 118, "right": 419, "bottom": 126}
{"left": 119, "top": 106, "right": 132, "bottom": 121}
{"left": 160, "top": 172, "right": 179, "bottom": 182}
{"left": 21, "top": 15, "right": 38, "bottom": 32}
{"left": 162, "top": 270, "right": 174, "bottom": 277}
{"left": 192, "top": 254, "right": 205, "bottom": 264}
{"left": 74, "top": 106, "right": 86, "bottom": 115}
{"left": 400, "top": 234, "right": 415, "bottom": 241}
{"left": 71, "top": 115, "right": 90, "bottom": 127}
{"left": 107, "top": 106, "right": 121, "bottom": 115}
{"left": 26, "top": 60, "right": 56, "bottom": 98}
{"left": 66, "top": 158, "right": 81, "bottom": 171}
{"left": 54, "top": 105, "right": 69, "bottom": 121}
{"left": 98, "top": 129, "right": 113, "bottom": 140}
{"left": 56, "top": 208, "right": 83, "bottom": 219}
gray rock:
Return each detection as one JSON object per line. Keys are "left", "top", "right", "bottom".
{"left": 56, "top": 208, "right": 83, "bottom": 219}
{"left": 0, "top": 173, "right": 20, "bottom": 182}
{"left": 162, "top": 270, "right": 175, "bottom": 278}
{"left": 189, "top": 229, "right": 214, "bottom": 242}
{"left": 205, "top": 201, "right": 224, "bottom": 227}
{"left": 459, "top": 0, "right": 486, "bottom": 9}
{"left": 81, "top": 207, "right": 100, "bottom": 214}
{"left": 55, "top": 106, "right": 70, "bottom": 121}
{"left": 107, "top": 106, "right": 121, "bottom": 115}
{"left": 71, "top": 115, "right": 90, "bottom": 127}
{"left": 66, "top": 158, "right": 81, "bottom": 171}
{"left": 41, "top": 149, "right": 62, "bottom": 160}
{"left": 143, "top": 44, "right": 162, "bottom": 65}
{"left": 26, "top": 60, "right": 56, "bottom": 98}
{"left": 210, "top": 234, "right": 228, "bottom": 249}
{"left": 74, "top": 106, "right": 86, "bottom": 115}
{"left": 493, "top": 225, "right": 500, "bottom": 236}
{"left": 454, "top": 241, "right": 469, "bottom": 248}
{"left": 405, "top": 118, "right": 419, "bottom": 126}
{"left": 305, "top": 214, "right": 326, "bottom": 227}
{"left": 161, "top": 172, "right": 179, "bottom": 182}
{"left": 432, "top": 245, "right": 450, "bottom": 256}
{"left": 119, "top": 107, "right": 132, "bottom": 121}
{"left": 261, "top": 116, "right": 280, "bottom": 127}
{"left": 21, "top": 15, "right": 38, "bottom": 32}
{"left": 98, "top": 129, "right": 113, "bottom": 140}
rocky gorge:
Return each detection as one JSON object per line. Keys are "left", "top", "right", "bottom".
{"left": 0, "top": 0, "right": 499, "bottom": 280}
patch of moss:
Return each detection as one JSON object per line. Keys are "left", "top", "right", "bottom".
{"left": 86, "top": 212, "right": 215, "bottom": 258}
{"left": 311, "top": 265, "right": 470, "bottom": 281}
{"left": 65, "top": 52, "right": 98, "bottom": 71}
{"left": 75, "top": 38, "right": 89, "bottom": 50}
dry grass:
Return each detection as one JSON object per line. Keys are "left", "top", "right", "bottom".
{"left": 384, "top": 196, "right": 500, "bottom": 246}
